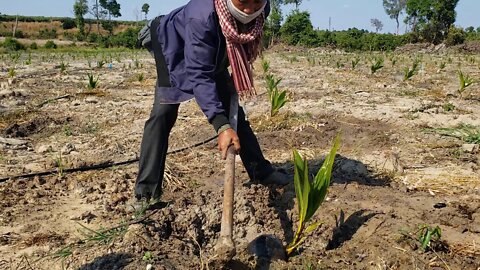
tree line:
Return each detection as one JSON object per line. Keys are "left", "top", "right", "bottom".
{"left": 1, "top": 0, "right": 479, "bottom": 51}
{"left": 264, "top": 0, "right": 478, "bottom": 50}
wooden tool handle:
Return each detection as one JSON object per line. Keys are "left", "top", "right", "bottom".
{"left": 220, "top": 145, "right": 236, "bottom": 238}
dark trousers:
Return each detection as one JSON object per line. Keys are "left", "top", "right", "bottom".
{"left": 134, "top": 92, "right": 274, "bottom": 199}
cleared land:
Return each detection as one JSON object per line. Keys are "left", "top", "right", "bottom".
{"left": 0, "top": 45, "right": 479, "bottom": 269}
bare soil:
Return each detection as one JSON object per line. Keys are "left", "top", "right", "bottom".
{"left": 0, "top": 46, "right": 479, "bottom": 270}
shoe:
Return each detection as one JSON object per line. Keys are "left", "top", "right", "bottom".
{"left": 125, "top": 197, "right": 167, "bottom": 216}
{"left": 260, "top": 169, "right": 291, "bottom": 186}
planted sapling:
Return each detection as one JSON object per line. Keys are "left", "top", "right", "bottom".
{"left": 8, "top": 67, "right": 16, "bottom": 78}
{"left": 351, "top": 57, "right": 360, "bottom": 70}
{"left": 458, "top": 70, "right": 475, "bottom": 96}
{"left": 418, "top": 225, "right": 442, "bottom": 252}
{"left": 286, "top": 135, "right": 341, "bottom": 256}
{"left": 265, "top": 73, "right": 287, "bottom": 117}
{"left": 137, "top": 73, "right": 145, "bottom": 82}
{"left": 404, "top": 59, "right": 420, "bottom": 81}
{"left": 370, "top": 57, "right": 384, "bottom": 74}
{"left": 87, "top": 73, "right": 99, "bottom": 90}
{"left": 97, "top": 60, "right": 105, "bottom": 68}
{"left": 262, "top": 58, "right": 288, "bottom": 117}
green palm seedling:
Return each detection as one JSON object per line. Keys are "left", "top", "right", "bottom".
{"left": 265, "top": 73, "right": 282, "bottom": 97}
{"left": 286, "top": 135, "right": 341, "bottom": 256}
{"left": 439, "top": 62, "right": 446, "bottom": 70}
{"left": 137, "top": 73, "right": 145, "bottom": 82}
{"left": 265, "top": 73, "right": 287, "bottom": 117}
{"left": 418, "top": 225, "right": 442, "bottom": 252}
{"left": 370, "top": 57, "right": 384, "bottom": 74}
{"left": 7, "top": 67, "right": 16, "bottom": 78}
{"left": 404, "top": 59, "right": 420, "bottom": 81}
{"left": 269, "top": 86, "right": 288, "bottom": 117}
{"left": 87, "top": 73, "right": 99, "bottom": 90}
{"left": 97, "top": 60, "right": 105, "bottom": 68}
{"left": 261, "top": 57, "right": 270, "bottom": 75}
{"left": 60, "top": 61, "right": 68, "bottom": 73}
{"left": 458, "top": 70, "right": 474, "bottom": 95}
{"left": 351, "top": 57, "right": 360, "bottom": 70}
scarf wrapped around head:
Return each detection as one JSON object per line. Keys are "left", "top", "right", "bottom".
{"left": 214, "top": 0, "right": 265, "bottom": 98}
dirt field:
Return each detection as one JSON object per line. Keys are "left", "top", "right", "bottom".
{"left": 0, "top": 45, "right": 479, "bottom": 270}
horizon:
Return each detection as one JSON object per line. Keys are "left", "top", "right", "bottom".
{"left": 0, "top": 0, "right": 478, "bottom": 34}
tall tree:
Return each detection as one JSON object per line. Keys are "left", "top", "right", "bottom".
{"left": 73, "top": 0, "right": 89, "bottom": 38}
{"left": 142, "top": 3, "right": 150, "bottom": 20}
{"left": 383, "top": 0, "right": 406, "bottom": 34}
{"left": 284, "top": 0, "right": 303, "bottom": 10}
{"left": 90, "top": 0, "right": 102, "bottom": 34}
{"left": 405, "top": 0, "right": 459, "bottom": 44}
{"left": 99, "top": 0, "right": 121, "bottom": 20}
{"left": 266, "top": 0, "right": 283, "bottom": 40}
{"left": 98, "top": 0, "right": 121, "bottom": 35}
{"left": 370, "top": 18, "right": 384, "bottom": 33}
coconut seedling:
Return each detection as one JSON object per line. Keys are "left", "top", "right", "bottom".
{"left": 286, "top": 135, "right": 341, "bottom": 256}
{"left": 458, "top": 70, "right": 475, "bottom": 96}
{"left": 439, "top": 62, "right": 446, "bottom": 71}
{"left": 8, "top": 67, "right": 16, "bottom": 78}
{"left": 351, "top": 57, "right": 360, "bottom": 70}
{"left": 265, "top": 73, "right": 287, "bottom": 117}
{"left": 59, "top": 61, "right": 68, "bottom": 73}
{"left": 404, "top": 59, "right": 420, "bottom": 81}
{"left": 87, "top": 73, "right": 99, "bottom": 89}
{"left": 335, "top": 60, "right": 344, "bottom": 69}
{"left": 97, "top": 59, "right": 105, "bottom": 68}
{"left": 370, "top": 57, "right": 384, "bottom": 74}
{"left": 262, "top": 58, "right": 288, "bottom": 117}
{"left": 137, "top": 73, "right": 145, "bottom": 82}
{"left": 418, "top": 225, "right": 442, "bottom": 252}
{"left": 25, "top": 53, "right": 32, "bottom": 65}
{"left": 307, "top": 55, "right": 316, "bottom": 67}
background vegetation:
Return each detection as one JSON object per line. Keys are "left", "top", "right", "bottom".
{"left": 1, "top": 0, "right": 479, "bottom": 51}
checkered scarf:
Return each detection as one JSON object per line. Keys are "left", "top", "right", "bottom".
{"left": 214, "top": 0, "right": 265, "bottom": 98}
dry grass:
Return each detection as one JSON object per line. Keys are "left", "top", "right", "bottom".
{"left": 403, "top": 174, "right": 480, "bottom": 195}
{"left": 450, "top": 242, "right": 480, "bottom": 256}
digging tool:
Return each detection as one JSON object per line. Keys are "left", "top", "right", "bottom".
{"left": 214, "top": 91, "right": 239, "bottom": 262}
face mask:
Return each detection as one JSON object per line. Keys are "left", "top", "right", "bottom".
{"left": 226, "top": 0, "right": 267, "bottom": 25}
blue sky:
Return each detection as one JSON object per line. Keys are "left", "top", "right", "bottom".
{"left": 0, "top": 0, "right": 477, "bottom": 34}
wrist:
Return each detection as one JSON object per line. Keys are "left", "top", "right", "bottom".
{"left": 211, "top": 114, "right": 230, "bottom": 133}
{"left": 217, "top": 124, "right": 232, "bottom": 135}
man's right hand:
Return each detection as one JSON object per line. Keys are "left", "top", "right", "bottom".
{"left": 218, "top": 128, "right": 241, "bottom": 160}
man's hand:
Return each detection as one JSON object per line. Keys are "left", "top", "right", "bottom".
{"left": 218, "top": 128, "right": 241, "bottom": 160}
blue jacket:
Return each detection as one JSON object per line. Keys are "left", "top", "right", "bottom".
{"left": 156, "top": 0, "right": 269, "bottom": 131}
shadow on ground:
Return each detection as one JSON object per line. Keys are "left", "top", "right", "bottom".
{"left": 77, "top": 253, "right": 133, "bottom": 270}
{"left": 326, "top": 209, "right": 378, "bottom": 250}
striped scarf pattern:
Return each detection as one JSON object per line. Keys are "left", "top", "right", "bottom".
{"left": 214, "top": 0, "right": 265, "bottom": 98}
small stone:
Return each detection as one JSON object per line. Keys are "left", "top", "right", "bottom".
{"left": 85, "top": 97, "right": 99, "bottom": 104}
{"left": 146, "top": 264, "right": 153, "bottom": 270}
{"left": 462, "top": 144, "right": 479, "bottom": 153}
{"left": 72, "top": 100, "right": 81, "bottom": 106}
{"left": 434, "top": 202, "right": 447, "bottom": 209}
{"left": 36, "top": 144, "right": 53, "bottom": 154}
{"left": 24, "top": 163, "right": 43, "bottom": 172}
{"left": 0, "top": 90, "right": 14, "bottom": 98}
{"left": 236, "top": 212, "right": 249, "bottom": 223}
{"left": 61, "top": 143, "right": 75, "bottom": 155}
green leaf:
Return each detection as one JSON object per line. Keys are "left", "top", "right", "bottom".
{"left": 293, "top": 149, "right": 306, "bottom": 217}
{"left": 305, "top": 134, "right": 341, "bottom": 222}
{"left": 304, "top": 221, "right": 322, "bottom": 235}
{"left": 421, "top": 229, "right": 432, "bottom": 250}
{"left": 300, "top": 155, "right": 310, "bottom": 224}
